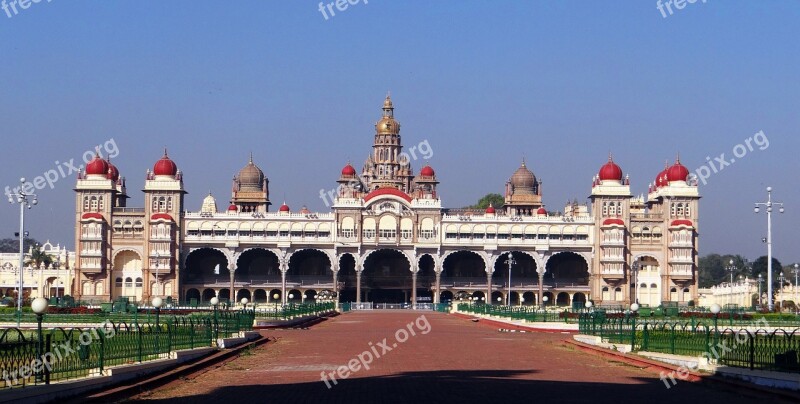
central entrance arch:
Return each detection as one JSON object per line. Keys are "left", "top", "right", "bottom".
{"left": 361, "top": 249, "right": 412, "bottom": 303}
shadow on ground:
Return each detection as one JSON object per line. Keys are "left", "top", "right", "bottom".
{"left": 126, "top": 369, "right": 771, "bottom": 404}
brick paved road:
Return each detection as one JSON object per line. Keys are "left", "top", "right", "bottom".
{"left": 128, "top": 312, "right": 770, "bottom": 403}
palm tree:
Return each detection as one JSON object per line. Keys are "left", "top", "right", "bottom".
{"left": 27, "top": 245, "right": 52, "bottom": 269}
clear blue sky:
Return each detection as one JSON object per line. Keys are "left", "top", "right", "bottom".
{"left": 1, "top": 1, "right": 798, "bottom": 264}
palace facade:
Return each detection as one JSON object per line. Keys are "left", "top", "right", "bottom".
{"left": 73, "top": 96, "right": 700, "bottom": 307}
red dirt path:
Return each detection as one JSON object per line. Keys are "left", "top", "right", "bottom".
{"left": 127, "top": 311, "right": 769, "bottom": 403}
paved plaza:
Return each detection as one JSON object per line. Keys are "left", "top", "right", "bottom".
{"left": 129, "top": 312, "right": 769, "bottom": 403}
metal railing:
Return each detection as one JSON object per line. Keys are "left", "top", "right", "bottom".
{"left": 578, "top": 313, "right": 800, "bottom": 373}
{"left": 0, "top": 310, "right": 255, "bottom": 389}
{"left": 457, "top": 303, "right": 578, "bottom": 323}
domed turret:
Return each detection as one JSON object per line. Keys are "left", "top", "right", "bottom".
{"left": 86, "top": 154, "right": 109, "bottom": 177}
{"left": 279, "top": 202, "right": 290, "bottom": 212}
{"left": 200, "top": 192, "right": 218, "bottom": 213}
{"left": 420, "top": 165, "right": 435, "bottom": 177}
{"left": 510, "top": 161, "right": 536, "bottom": 193}
{"left": 598, "top": 157, "right": 623, "bottom": 182}
{"left": 153, "top": 150, "right": 178, "bottom": 177}
{"left": 106, "top": 160, "right": 120, "bottom": 181}
{"left": 667, "top": 159, "right": 689, "bottom": 182}
{"left": 485, "top": 204, "right": 496, "bottom": 214}
{"left": 341, "top": 163, "right": 356, "bottom": 176}
{"left": 237, "top": 154, "right": 265, "bottom": 191}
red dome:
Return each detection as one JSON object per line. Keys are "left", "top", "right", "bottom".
{"left": 279, "top": 203, "right": 290, "bottom": 212}
{"left": 603, "top": 218, "right": 625, "bottom": 226}
{"left": 670, "top": 219, "right": 693, "bottom": 227}
{"left": 655, "top": 169, "right": 668, "bottom": 188}
{"left": 537, "top": 207, "right": 547, "bottom": 215}
{"left": 420, "top": 165, "right": 435, "bottom": 177}
{"left": 86, "top": 155, "right": 109, "bottom": 176}
{"left": 598, "top": 158, "right": 623, "bottom": 181}
{"left": 667, "top": 160, "right": 690, "bottom": 182}
{"left": 107, "top": 161, "right": 119, "bottom": 181}
{"left": 153, "top": 151, "right": 178, "bottom": 176}
{"left": 227, "top": 204, "right": 238, "bottom": 211}
{"left": 341, "top": 163, "right": 356, "bottom": 176}
{"left": 485, "top": 204, "right": 496, "bottom": 214}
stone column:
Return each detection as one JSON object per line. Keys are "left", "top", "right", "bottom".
{"left": 332, "top": 269, "right": 339, "bottom": 304}
{"left": 411, "top": 271, "right": 418, "bottom": 308}
{"left": 434, "top": 270, "right": 442, "bottom": 304}
{"left": 486, "top": 271, "right": 493, "bottom": 304}
{"left": 356, "top": 268, "right": 362, "bottom": 304}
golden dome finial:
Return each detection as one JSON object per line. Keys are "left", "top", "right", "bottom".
{"left": 383, "top": 92, "right": 393, "bottom": 109}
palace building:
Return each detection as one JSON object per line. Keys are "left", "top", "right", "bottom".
{"left": 73, "top": 95, "right": 700, "bottom": 307}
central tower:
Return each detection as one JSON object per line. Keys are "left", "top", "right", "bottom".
{"left": 361, "top": 95, "right": 414, "bottom": 192}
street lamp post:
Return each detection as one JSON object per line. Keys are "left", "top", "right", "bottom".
{"left": 793, "top": 264, "right": 799, "bottom": 308}
{"left": 31, "top": 297, "right": 48, "bottom": 383}
{"left": 757, "top": 273, "right": 764, "bottom": 308}
{"left": 210, "top": 296, "right": 219, "bottom": 342}
{"left": 754, "top": 186, "right": 784, "bottom": 311}
{"left": 505, "top": 253, "right": 515, "bottom": 306}
{"left": 542, "top": 295, "right": 549, "bottom": 309}
{"left": 7, "top": 178, "right": 37, "bottom": 327}
{"left": 778, "top": 272, "right": 785, "bottom": 311}
{"left": 632, "top": 260, "right": 640, "bottom": 305}
{"left": 154, "top": 251, "right": 161, "bottom": 298}
{"left": 630, "top": 303, "right": 639, "bottom": 347}
{"left": 710, "top": 303, "right": 721, "bottom": 346}
{"left": 726, "top": 259, "right": 736, "bottom": 307}
{"left": 152, "top": 296, "right": 163, "bottom": 328}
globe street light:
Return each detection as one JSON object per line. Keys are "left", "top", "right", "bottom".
{"left": 152, "top": 296, "right": 163, "bottom": 329}
{"left": 710, "top": 303, "right": 721, "bottom": 344}
{"left": 629, "top": 303, "right": 639, "bottom": 347}
{"left": 505, "top": 252, "right": 515, "bottom": 306}
{"left": 754, "top": 186, "right": 784, "bottom": 311}
{"left": 31, "top": 297, "right": 48, "bottom": 382}
{"left": 778, "top": 272, "right": 786, "bottom": 310}
{"left": 542, "top": 295, "right": 549, "bottom": 309}
{"left": 8, "top": 178, "right": 37, "bottom": 327}
{"left": 726, "top": 259, "right": 737, "bottom": 306}
{"left": 210, "top": 296, "right": 220, "bottom": 341}
{"left": 757, "top": 273, "right": 764, "bottom": 308}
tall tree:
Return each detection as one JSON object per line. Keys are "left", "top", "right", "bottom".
{"left": 26, "top": 244, "right": 53, "bottom": 268}
{"left": 471, "top": 193, "right": 504, "bottom": 209}
{"left": 750, "top": 255, "right": 783, "bottom": 279}
{"left": 0, "top": 237, "right": 39, "bottom": 254}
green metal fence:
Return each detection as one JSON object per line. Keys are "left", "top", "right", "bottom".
{"left": 0, "top": 310, "right": 255, "bottom": 389}
{"left": 456, "top": 303, "right": 580, "bottom": 323}
{"left": 578, "top": 313, "right": 800, "bottom": 373}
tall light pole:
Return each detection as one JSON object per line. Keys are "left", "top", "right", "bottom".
{"left": 726, "top": 259, "right": 736, "bottom": 306}
{"left": 631, "top": 260, "right": 640, "bottom": 305}
{"left": 154, "top": 251, "right": 161, "bottom": 298}
{"left": 7, "top": 178, "right": 37, "bottom": 326}
{"left": 778, "top": 272, "right": 785, "bottom": 310}
{"left": 754, "top": 186, "right": 783, "bottom": 311}
{"left": 793, "top": 263, "right": 799, "bottom": 308}
{"left": 757, "top": 273, "right": 763, "bottom": 308}
{"left": 505, "top": 252, "right": 515, "bottom": 306}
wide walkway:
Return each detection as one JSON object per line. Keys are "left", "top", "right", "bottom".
{"left": 129, "top": 311, "right": 770, "bottom": 403}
